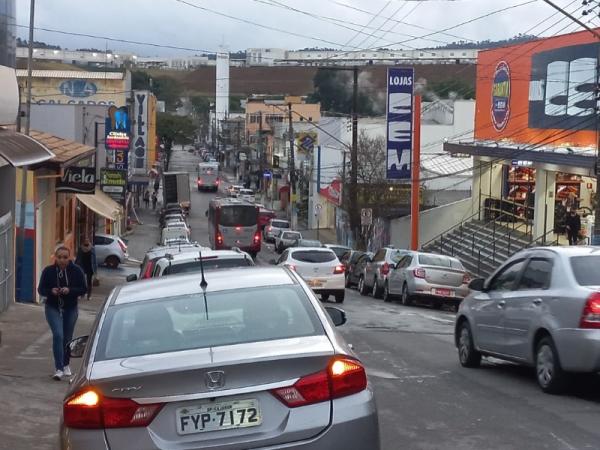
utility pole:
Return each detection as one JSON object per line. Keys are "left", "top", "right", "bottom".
{"left": 288, "top": 102, "right": 296, "bottom": 227}
{"left": 350, "top": 67, "right": 359, "bottom": 248}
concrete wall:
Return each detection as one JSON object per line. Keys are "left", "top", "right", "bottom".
{"left": 390, "top": 197, "right": 474, "bottom": 249}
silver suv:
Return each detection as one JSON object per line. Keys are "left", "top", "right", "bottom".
{"left": 359, "top": 247, "right": 409, "bottom": 298}
{"left": 456, "top": 246, "right": 600, "bottom": 394}
{"left": 151, "top": 249, "right": 255, "bottom": 277}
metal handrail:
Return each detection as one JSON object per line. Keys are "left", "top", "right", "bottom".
{"left": 525, "top": 229, "right": 560, "bottom": 249}
{"left": 422, "top": 210, "right": 481, "bottom": 249}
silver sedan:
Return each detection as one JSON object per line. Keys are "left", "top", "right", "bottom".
{"left": 455, "top": 246, "right": 600, "bottom": 394}
{"left": 61, "top": 267, "right": 380, "bottom": 449}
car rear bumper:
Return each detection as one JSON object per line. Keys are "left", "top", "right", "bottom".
{"left": 304, "top": 275, "right": 345, "bottom": 293}
{"left": 553, "top": 328, "right": 600, "bottom": 372}
{"left": 410, "top": 279, "right": 469, "bottom": 300}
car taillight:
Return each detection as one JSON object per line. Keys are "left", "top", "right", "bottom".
{"left": 272, "top": 357, "right": 367, "bottom": 408}
{"left": 580, "top": 292, "right": 600, "bottom": 329}
{"left": 142, "top": 261, "right": 154, "bottom": 279}
{"left": 286, "top": 264, "right": 297, "bottom": 271}
{"left": 333, "top": 264, "right": 345, "bottom": 274}
{"left": 463, "top": 273, "right": 471, "bottom": 284}
{"left": 63, "top": 389, "right": 163, "bottom": 429}
{"left": 197, "top": 178, "right": 203, "bottom": 185}
{"left": 117, "top": 239, "right": 127, "bottom": 253}
{"left": 216, "top": 231, "right": 224, "bottom": 246}
{"left": 380, "top": 262, "right": 390, "bottom": 275}
{"left": 254, "top": 231, "right": 261, "bottom": 244}
{"left": 216, "top": 178, "right": 220, "bottom": 185}
{"left": 268, "top": 226, "right": 273, "bottom": 232}
{"left": 413, "top": 268, "right": 426, "bottom": 279}
{"left": 235, "top": 226, "right": 242, "bottom": 231}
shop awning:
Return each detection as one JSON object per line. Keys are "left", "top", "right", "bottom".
{"left": 0, "top": 127, "right": 55, "bottom": 167}
{"left": 76, "top": 188, "right": 123, "bottom": 221}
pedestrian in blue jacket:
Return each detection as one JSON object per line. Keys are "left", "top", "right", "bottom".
{"left": 38, "top": 246, "right": 87, "bottom": 380}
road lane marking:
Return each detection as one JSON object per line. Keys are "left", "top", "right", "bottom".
{"left": 20, "top": 331, "right": 52, "bottom": 357}
{"left": 417, "top": 313, "right": 454, "bottom": 324}
{"left": 550, "top": 433, "right": 577, "bottom": 450}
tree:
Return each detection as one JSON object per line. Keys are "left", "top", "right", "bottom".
{"left": 426, "top": 79, "right": 475, "bottom": 100}
{"left": 157, "top": 113, "right": 196, "bottom": 168}
{"left": 131, "top": 71, "right": 183, "bottom": 111}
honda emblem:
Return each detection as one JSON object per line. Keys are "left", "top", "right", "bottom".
{"left": 205, "top": 371, "right": 226, "bottom": 390}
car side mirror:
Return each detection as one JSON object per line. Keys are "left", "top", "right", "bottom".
{"left": 126, "top": 274, "right": 138, "bottom": 282}
{"left": 325, "top": 306, "right": 347, "bottom": 327}
{"left": 468, "top": 278, "right": 486, "bottom": 292}
{"left": 269, "top": 259, "right": 277, "bottom": 265}
{"left": 68, "top": 335, "right": 89, "bottom": 358}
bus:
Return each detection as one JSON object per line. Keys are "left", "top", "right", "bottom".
{"left": 208, "top": 197, "right": 261, "bottom": 257}
{"left": 197, "top": 162, "right": 220, "bottom": 192}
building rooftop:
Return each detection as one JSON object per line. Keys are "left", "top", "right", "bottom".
{"left": 16, "top": 70, "right": 125, "bottom": 79}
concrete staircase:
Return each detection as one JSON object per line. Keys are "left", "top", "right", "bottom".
{"left": 422, "top": 220, "right": 533, "bottom": 278}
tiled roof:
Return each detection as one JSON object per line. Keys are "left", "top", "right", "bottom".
{"left": 16, "top": 70, "right": 124, "bottom": 80}
{"left": 28, "top": 130, "right": 95, "bottom": 164}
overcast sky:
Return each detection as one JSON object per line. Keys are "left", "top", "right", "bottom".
{"left": 16, "top": 0, "right": 593, "bottom": 56}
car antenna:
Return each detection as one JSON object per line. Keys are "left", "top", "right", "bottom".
{"left": 198, "top": 249, "right": 209, "bottom": 320}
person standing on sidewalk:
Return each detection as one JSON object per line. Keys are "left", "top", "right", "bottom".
{"left": 37, "top": 246, "right": 87, "bottom": 380}
{"left": 565, "top": 209, "right": 582, "bottom": 246}
{"left": 143, "top": 190, "right": 150, "bottom": 208}
{"left": 152, "top": 191, "right": 158, "bottom": 210}
{"left": 75, "top": 237, "right": 97, "bottom": 301}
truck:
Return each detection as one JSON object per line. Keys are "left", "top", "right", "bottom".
{"left": 162, "top": 172, "right": 191, "bottom": 213}
{"left": 197, "top": 162, "right": 220, "bottom": 192}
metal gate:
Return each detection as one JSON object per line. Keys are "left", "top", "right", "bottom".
{"left": 0, "top": 212, "right": 13, "bottom": 313}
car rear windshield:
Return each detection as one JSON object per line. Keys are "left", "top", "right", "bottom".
{"left": 94, "top": 285, "right": 324, "bottom": 361}
{"left": 418, "top": 254, "right": 464, "bottom": 269}
{"left": 163, "top": 258, "right": 254, "bottom": 275}
{"left": 272, "top": 220, "right": 289, "bottom": 229}
{"left": 292, "top": 250, "right": 336, "bottom": 263}
{"left": 220, "top": 205, "right": 257, "bottom": 227}
{"left": 390, "top": 250, "right": 407, "bottom": 263}
{"left": 283, "top": 232, "right": 301, "bottom": 240}
{"left": 570, "top": 256, "right": 600, "bottom": 286}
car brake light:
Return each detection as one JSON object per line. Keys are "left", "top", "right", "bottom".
{"left": 216, "top": 231, "right": 224, "bottom": 247}
{"left": 63, "top": 389, "right": 163, "bottom": 429}
{"left": 333, "top": 264, "right": 345, "bottom": 274}
{"left": 272, "top": 357, "right": 367, "bottom": 408}
{"left": 268, "top": 226, "right": 273, "bottom": 232}
{"left": 254, "top": 231, "right": 261, "bottom": 245}
{"left": 216, "top": 178, "right": 220, "bottom": 185}
{"left": 380, "top": 262, "right": 390, "bottom": 275}
{"left": 235, "top": 226, "right": 242, "bottom": 231}
{"left": 413, "top": 268, "right": 426, "bottom": 279}
{"left": 117, "top": 239, "right": 127, "bottom": 253}
{"left": 142, "top": 261, "right": 154, "bottom": 279}
{"left": 463, "top": 273, "right": 471, "bottom": 284}
{"left": 286, "top": 264, "right": 297, "bottom": 271}
{"left": 580, "top": 292, "right": 600, "bottom": 329}
{"left": 197, "top": 178, "right": 203, "bottom": 185}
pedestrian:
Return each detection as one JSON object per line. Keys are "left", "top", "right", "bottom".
{"left": 75, "top": 237, "right": 97, "bottom": 301}
{"left": 143, "top": 190, "right": 150, "bottom": 208}
{"left": 152, "top": 191, "right": 158, "bottom": 210}
{"left": 37, "top": 246, "right": 87, "bottom": 380}
{"left": 565, "top": 209, "right": 581, "bottom": 246}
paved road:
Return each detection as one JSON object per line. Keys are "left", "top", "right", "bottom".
{"left": 165, "top": 148, "right": 600, "bottom": 450}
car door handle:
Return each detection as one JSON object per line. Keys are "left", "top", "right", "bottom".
{"left": 497, "top": 300, "right": 506, "bottom": 309}
{"left": 532, "top": 298, "right": 543, "bottom": 306}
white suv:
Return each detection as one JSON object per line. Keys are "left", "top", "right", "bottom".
{"left": 151, "top": 249, "right": 255, "bottom": 277}
{"left": 264, "top": 218, "right": 290, "bottom": 243}
{"left": 274, "top": 247, "right": 345, "bottom": 303}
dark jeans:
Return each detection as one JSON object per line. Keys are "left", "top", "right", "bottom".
{"left": 84, "top": 271, "right": 93, "bottom": 298}
{"left": 45, "top": 305, "right": 78, "bottom": 371}
{"left": 568, "top": 230, "right": 579, "bottom": 245}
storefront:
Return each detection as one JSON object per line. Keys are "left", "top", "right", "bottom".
{"left": 444, "top": 29, "right": 599, "bottom": 245}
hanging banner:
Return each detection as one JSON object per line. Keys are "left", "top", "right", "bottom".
{"left": 100, "top": 169, "right": 127, "bottom": 204}
{"left": 386, "top": 67, "right": 414, "bottom": 180}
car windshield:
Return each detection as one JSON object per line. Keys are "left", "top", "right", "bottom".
{"left": 240, "top": 189, "right": 254, "bottom": 195}
{"left": 292, "top": 250, "right": 336, "bottom": 263}
{"left": 163, "top": 257, "right": 254, "bottom": 275}
{"left": 220, "top": 205, "right": 257, "bottom": 227}
{"left": 570, "top": 256, "right": 600, "bottom": 286}
{"left": 95, "top": 285, "right": 323, "bottom": 361}
{"left": 418, "top": 254, "right": 464, "bottom": 269}
{"left": 271, "top": 220, "right": 289, "bottom": 229}
{"left": 283, "top": 232, "right": 301, "bottom": 240}
{"left": 299, "top": 240, "right": 321, "bottom": 247}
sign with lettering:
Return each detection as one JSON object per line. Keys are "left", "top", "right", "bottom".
{"left": 56, "top": 166, "right": 96, "bottom": 194}
{"left": 114, "top": 149, "right": 128, "bottom": 170}
{"left": 100, "top": 168, "right": 127, "bottom": 204}
{"left": 105, "top": 106, "right": 131, "bottom": 150}
{"left": 133, "top": 91, "right": 149, "bottom": 171}
{"left": 386, "top": 67, "right": 414, "bottom": 180}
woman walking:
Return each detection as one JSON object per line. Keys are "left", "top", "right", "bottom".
{"left": 38, "top": 246, "right": 87, "bottom": 380}
{"left": 75, "top": 237, "right": 97, "bottom": 301}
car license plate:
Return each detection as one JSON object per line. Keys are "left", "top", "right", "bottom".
{"left": 433, "top": 288, "right": 453, "bottom": 297}
{"left": 176, "top": 399, "right": 262, "bottom": 435}
{"left": 308, "top": 278, "right": 324, "bottom": 288}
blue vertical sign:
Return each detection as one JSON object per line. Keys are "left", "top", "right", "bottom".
{"left": 386, "top": 67, "right": 414, "bottom": 180}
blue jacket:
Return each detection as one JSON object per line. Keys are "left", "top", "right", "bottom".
{"left": 38, "top": 261, "right": 87, "bottom": 309}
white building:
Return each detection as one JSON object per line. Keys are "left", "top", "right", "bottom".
{"left": 16, "top": 47, "right": 135, "bottom": 68}
{"left": 246, "top": 48, "right": 287, "bottom": 66}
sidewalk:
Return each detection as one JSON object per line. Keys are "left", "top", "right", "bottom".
{"left": 0, "top": 211, "right": 159, "bottom": 450}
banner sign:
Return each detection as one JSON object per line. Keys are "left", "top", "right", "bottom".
{"left": 386, "top": 67, "right": 414, "bottom": 180}
{"left": 114, "top": 148, "right": 128, "bottom": 171}
{"left": 100, "top": 168, "right": 127, "bottom": 204}
{"left": 56, "top": 166, "right": 96, "bottom": 194}
{"left": 133, "top": 91, "right": 149, "bottom": 171}
{"left": 105, "top": 106, "right": 131, "bottom": 150}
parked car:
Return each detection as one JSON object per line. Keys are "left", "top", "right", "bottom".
{"left": 292, "top": 239, "right": 323, "bottom": 248}
{"left": 62, "top": 267, "right": 379, "bottom": 449}
{"left": 227, "top": 184, "right": 244, "bottom": 197}
{"left": 360, "top": 247, "right": 410, "bottom": 298}
{"left": 149, "top": 249, "right": 255, "bottom": 278}
{"left": 161, "top": 225, "right": 191, "bottom": 246}
{"left": 324, "top": 244, "right": 352, "bottom": 261}
{"left": 275, "top": 230, "right": 303, "bottom": 253}
{"left": 137, "top": 242, "right": 207, "bottom": 280}
{"left": 238, "top": 188, "right": 255, "bottom": 203}
{"left": 274, "top": 247, "right": 345, "bottom": 303}
{"left": 455, "top": 246, "right": 600, "bottom": 394}
{"left": 385, "top": 252, "right": 470, "bottom": 308}
{"left": 93, "top": 233, "right": 128, "bottom": 269}
{"left": 263, "top": 218, "right": 290, "bottom": 243}
{"left": 343, "top": 251, "right": 372, "bottom": 288}
{"left": 257, "top": 206, "right": 276, "bottom": 231}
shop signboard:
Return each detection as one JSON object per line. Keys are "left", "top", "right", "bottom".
{"left": 100, "top": 168, "right": 127, "bottom": 204}
{"left": 114, "top": 149, "right": 128, "bottom": 171}
{"left": 133, "top": 91, "right": 149, "bottom": 171}
{"left": 295, "top": 132, "right": 317, "bottom": 153}
{"left": 105, "top": 106, "right": 131, "bottom": 151}
{"left": 386, "top": 67, "right": 414, "bottom": 180}
{"left": 474, "top": 31, "right": 599, "bottom": 148}
{"left": 56, "top": 166, "right": 96, "bottom": 194}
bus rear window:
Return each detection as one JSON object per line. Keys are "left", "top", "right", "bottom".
{"left": 220, "top": 206, "right": 257, "bottom": 227}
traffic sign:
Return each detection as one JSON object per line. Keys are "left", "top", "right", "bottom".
{"left": 361, "top": 208, "right": 373, "bottom": 226}
{"left": 314, "top": 203, "right": 323, "bottom": 216}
